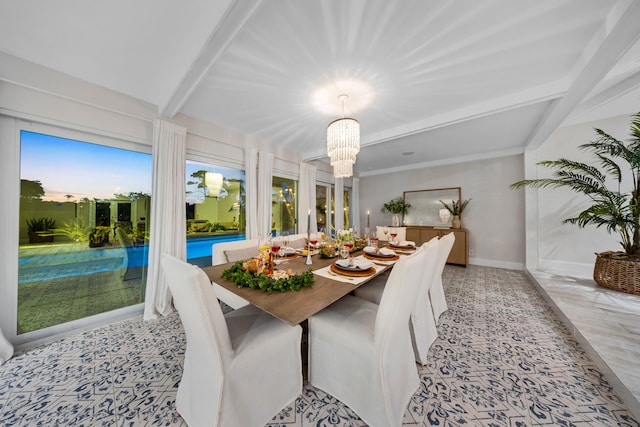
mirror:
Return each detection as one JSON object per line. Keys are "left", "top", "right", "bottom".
{"left": 403, "top": 187, "right": 461, "bottom": 227}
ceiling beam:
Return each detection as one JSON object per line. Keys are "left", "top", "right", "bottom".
{"left": 303, "top": 80, "right": 565, "bottom": 161}
{"left": 524, "top": 0, "right": 640, "bottom": 151}
{"left": 565, "top": 68, "right": 640, "bottom": 123}
{"left": 159, "top": 0, "right": 265, "bottom": 118}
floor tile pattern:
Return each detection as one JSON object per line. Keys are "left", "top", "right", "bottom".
{"left": 0, "top": 265, "right": 638, "bottom": 426}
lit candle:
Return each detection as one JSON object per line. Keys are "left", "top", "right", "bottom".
{"left": 367, "top": 210, "right": 370, "bottom": 227}
{"left": 307, "top": 209, "right": 311, "bottom": 231}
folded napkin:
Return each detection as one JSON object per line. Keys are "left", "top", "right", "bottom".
{"left": 281, "top": 247, "right": 296, "bottom": 255}
{"left": 364, "top": 246, "right": 396, "bottom": 256}
{"left": 399, "top": 240, "right": 415, "bottom": 247}
{"left": 336, "top": 258, "right": 374, "bottom": 270}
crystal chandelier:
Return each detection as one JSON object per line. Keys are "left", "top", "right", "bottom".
{"left": 327, "top": 94, "right": 360, "bottom": 178}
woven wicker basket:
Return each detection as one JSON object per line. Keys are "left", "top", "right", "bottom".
{"left": 593, "top": 252, "right": 640, "bottom": 295}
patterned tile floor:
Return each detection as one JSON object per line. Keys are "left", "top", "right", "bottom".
{"left": 1, "top": 265, "right": 638, "bottom": 426}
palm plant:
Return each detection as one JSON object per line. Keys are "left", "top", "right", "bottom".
{"left": 439, "top": 199, "right": 472, "bottom": 216}
{"left": 511, "top": 112, "right": 640, "bottom": 257}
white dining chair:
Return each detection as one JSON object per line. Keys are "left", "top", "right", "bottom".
{"left": 211, "top": 239, "right": 259, "bottom": 308}
{"left": 307, "top": 249, "right": 425, "bottom": 427}
{"left": 430, "top": 232, "right": 455, "bottom": 323}
{"left": 354, "top": 237, "right": 441, "bottom": 365}
{"left": 161, "top": 254, "right": 302, "bottom": 427}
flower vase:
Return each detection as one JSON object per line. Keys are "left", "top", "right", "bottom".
{"left": 392, "top": 214, "right": 400, "bottom": 227}
{"left": 452, "top": 215, "right": 461, "bottom": 229}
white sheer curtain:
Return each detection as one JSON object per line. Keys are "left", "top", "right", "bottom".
{"left": 0, "top": 331, "right": 12, "bottom": 364}
{"left": 143, "top": 119, "right": 187, "bottom": 320}
{"left": 244, "top": 148, "right": 258, "bottom": 239}
{"left": 257, "top": 151, "right": 274, "bottom": 238}
{"left": 351, "top": 177, "right": 360, "bottom": 235}
{"left": 298, "top": 162, "right": 317, "bottom": 234}
{"left": 334, "top": 177, "right": 344, "bottom": 232}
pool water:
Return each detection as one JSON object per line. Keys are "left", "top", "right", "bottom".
{"left": 19, "top": 233, "right": 245, "bottom": 284}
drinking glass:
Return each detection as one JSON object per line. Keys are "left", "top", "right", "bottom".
{"left": 383, "top": 228, "right": 389, "bottom": 241}
{"left": 271, "top": 238, "right": 281, "bottom": 262}
{"left": 309, "top": 234, "right": 319, "bottom": 251}
{"left": 281, "top": 232, "right": 289, "bottom": 256}
{"left": 339, "top": 243, "right": 350, "bottom": 260}
{"left": 390, "top": 231, "right": 398, "bottom": 244}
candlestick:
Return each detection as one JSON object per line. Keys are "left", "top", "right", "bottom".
{"left": 307, "top": 209, "right": 311, "bottom": 232}
{"left": 306, "top": 229, "right": 312, "bottom": 265}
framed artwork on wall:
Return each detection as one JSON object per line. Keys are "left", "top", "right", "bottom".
{"left": 403, "top": 187, "right": 461, "bottom": 227}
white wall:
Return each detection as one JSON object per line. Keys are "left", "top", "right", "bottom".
{"left": 528, "top": 114, "right": 634, "bottom": 277}
{"left": 359, "top": 154, "right": 526, "bottom": 269}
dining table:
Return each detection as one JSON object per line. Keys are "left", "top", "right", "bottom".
{"left": 203, "top": 249, "right": 401, "bottom": 325}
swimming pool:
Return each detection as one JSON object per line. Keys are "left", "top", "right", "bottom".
{"left": 18, "top": 233, "right": 245, "bottom": 284}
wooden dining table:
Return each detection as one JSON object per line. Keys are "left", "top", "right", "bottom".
{"left": 202, "top": 251, "right": 393, "bottom": 325}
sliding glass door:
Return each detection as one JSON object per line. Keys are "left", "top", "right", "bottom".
{"left": 18, "top": 130, "right": 151, "bottom": 334}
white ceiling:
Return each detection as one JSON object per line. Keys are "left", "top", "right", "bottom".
{"left": 1, "top": 0, "right": 640, "bottom": 175}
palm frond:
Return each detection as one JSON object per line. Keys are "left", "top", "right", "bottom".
{"left": 512, "top": 112, "right": 640, "bottom": 256}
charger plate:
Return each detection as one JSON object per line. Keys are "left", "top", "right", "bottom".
{"left": 364, "top": 253, "right": 400, "bottom": 261}
{"left": 387, "top": 244, "right": 416, "bottom": 250}
{"left": 330, "top": 263, "right": 375, "bottom": 277}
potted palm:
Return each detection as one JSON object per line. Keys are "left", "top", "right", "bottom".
{"left": 26, "top": 217, "right": 56, "bottom": 243}
{"left": 439, "top": 199, "right": 472, "bottom": 229}
{"left": 511, "top": 112, "right": 640, "bottom": 295}
{"left": 381, "top": 197, "right": 411, "bottom": 226}
{"left": 88, "top": 226, "right": 111, "bottom": 248}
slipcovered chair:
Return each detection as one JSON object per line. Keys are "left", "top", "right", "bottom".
{"left": 307, "top": 248, "right": 426, "bottom": 426}
{"left": 211, "top": 239, "right": 260, "bottom": 309}
{"left": 431, "top": 232, "right": 455, "bottom": 323}
{"left": 355, "top": 237, "right": 441, "bottom": 365}
{"left": 161, "top": 254, "right": 302, "bottom": 427}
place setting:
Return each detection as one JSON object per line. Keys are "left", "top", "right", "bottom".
{"left": 386, "top": 240, "right": 417, "bottom": 254}
{"left": 362, "top": 245, "right": 400, "bottom": 263}
{"left": 314, "top": 244, "right": 381, "bottom": 284}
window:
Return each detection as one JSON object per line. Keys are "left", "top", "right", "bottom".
{"left": 18, "top": 130, "right": 151, "bottom": 334}
{"left": 316, "top": 184, "right": 330, "bottom": 233}
{"left": 330, "top": 187, "right": 351, "bottom": 229}
{"left": 272, "top": 176, "right": 297, "bottom": 234}
{"left": 185, "top": 161, "right": 246, "bottom": 266}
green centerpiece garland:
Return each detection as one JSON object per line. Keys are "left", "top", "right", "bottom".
{"left": 221, "top": 262, "right": 314, "bottom": 293}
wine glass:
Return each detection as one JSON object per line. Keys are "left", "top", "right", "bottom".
{"left": 383, "top": 228, "right": 389, "bottom": 241}
{"left": 271, "top": 238, "right": 281, "bottom": 263}
{"left": 343, "top": 240, "right": 354, "bottom": 253}
{"left": 339, "top": 243, "right": 350, "bottom": 260}
{"left": 370, "top": 236, "right": 379, "bottom": 248}
{"left": 281, "top": 232, "right": 289, "bottom": 258}
{"left": 309, "top": 234, "right": 319, "bottom": 251}
{"left": 390, "top": 231, "right": 398, "bottom": 244}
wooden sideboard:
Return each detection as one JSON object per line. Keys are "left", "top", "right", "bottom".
{"left": 405, "top": 226, "right": 468, "bottom": 266}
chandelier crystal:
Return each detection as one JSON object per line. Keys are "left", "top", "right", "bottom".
{"left": 327, "top": 95, "right": 360, "bottom": 178}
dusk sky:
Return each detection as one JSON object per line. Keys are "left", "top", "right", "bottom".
{"left": 21, "top": 131, "right": 244, "bottom": 203}
{"left": 20, "top": 131, "right": 153, "bottom": 202}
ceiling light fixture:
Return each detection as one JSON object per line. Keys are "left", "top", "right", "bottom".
{"left": 327, "top": 94, "right": 360, "bottom": 178}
